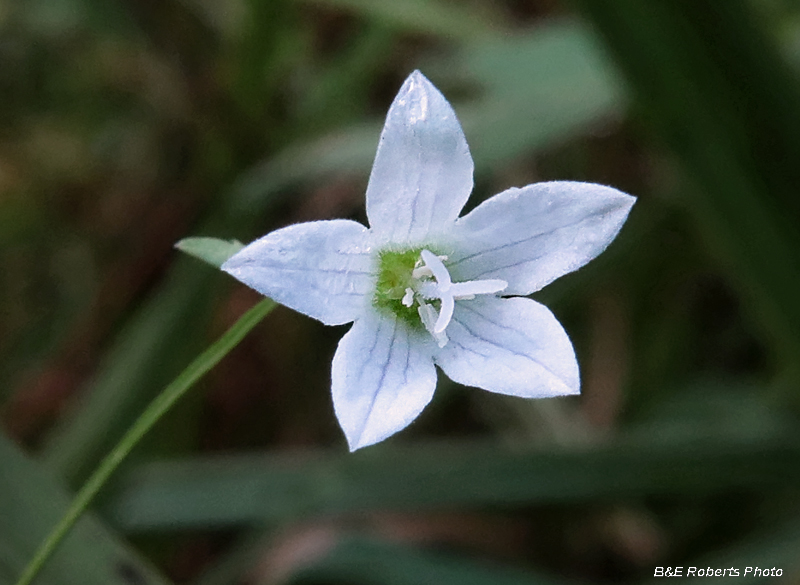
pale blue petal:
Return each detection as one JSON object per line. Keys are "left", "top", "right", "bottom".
{"left": 435, "top": 296, "right": 579, "bottom": 398}
{"left": 447, "top": 181, "right": 636, "bottom": 295}
{"left": 366, "top": 70, "right": 473, "bottom": 246}
{"left": 332, "top": 309, "right": 437, "bottom": 451}
{"left": 222, "top": 220, "right": 375, "bottom": 326}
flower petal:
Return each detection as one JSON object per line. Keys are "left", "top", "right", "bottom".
{"left": 332, "top": 309, "right": 437, "bottom": 451}
{"left": 366, "top": 70, "right": 473, "bottom": 246}
{"left": 447, "top": 181, "right": 636, "bottom": 295}
{"left": 435, "top": 296, "right": 579, "bottom": 398}
{"left": 222, "top": 220, "right": 374, "bottom": 326}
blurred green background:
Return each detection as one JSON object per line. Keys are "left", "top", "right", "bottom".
{"left": 1, "top": 0, "right": 800, "bottom": 583}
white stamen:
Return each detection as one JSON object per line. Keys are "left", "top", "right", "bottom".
{"left": 417, "top": 301, "right": 437, "bottom": 332}
{"left": 412, "top": 265, "right": 433, "bottom": 279}
{"left": 401, "top": 287, "right": 415, "bottom": 307}
{"left": 418, "top": 302, "right": 448, "bottom": 347}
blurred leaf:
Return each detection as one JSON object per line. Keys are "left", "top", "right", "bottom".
{"left": 233, "top": 21, "right": 624, "bottom": 212}
{"left": 629, "top": 381, "right": 796, "bottom": 441}
{"left": 435, "top": 21, "right": 625, "bottom": 170}
{"left": 42, "top": 261, "right": 221, "bottom": 487}
{"left": 17, "top": 0, "right": 84, "bottom": 37}
{"left": 293, "top": 24, "right": 395, "bottom": 134}
{"left": 281, "top": 536, "right": 567, "bottom": 585}
{"left": 227, "top": 123, "right": 380, "bottom": 213}
{"left": 192, "top": 530, "right": 270, "bottom": 585}
{"left": 0, "top": 434, "right": 170, "bottom": 585}
{"left": 107, "top": 426, "right": 800, "bottom": 533}
{"left": 231, "top": 0, "right": 297, "bottom": 124}
{"left": 681, "top": 518, "right": 800, "bottom": 584}
{"left": 175, "top": 237, "right": 244, "bottom": 269}
{"left": 176, "top": 0, "right": 246, "bottom": 39}
{"left": 572, "top": 0, "right": 800, "bottom": 369}
{"left": 301, "top": 0, "right": 501, "bottom": 41}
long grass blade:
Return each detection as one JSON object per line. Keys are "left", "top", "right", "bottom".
{"left": 14, "top": 298, "right": 275, "bottom": 585}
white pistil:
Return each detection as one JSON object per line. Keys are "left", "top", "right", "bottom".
{"left": 450, "top": 279, "right": 509, "bottom": 298}
{"left": 420, "top": 250, "right": 452, "bottom": 290}
{"left": 411, "top": 249, "right": 508, "bottom": 345}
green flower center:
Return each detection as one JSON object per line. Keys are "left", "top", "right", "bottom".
{"left": 373, "top": 247, "right": 428, "bottom": 327}
{"left": 373, "top": 247, "right": 508, "bottom": 345}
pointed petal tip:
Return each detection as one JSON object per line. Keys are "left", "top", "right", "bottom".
{"left": 407, "top": 69, "right": 428, "bottom": 85}
{"left": 219, "top": 254, "right": 251, "bottom": 282}
{"left": 615, "top": 187, "right": 637, "bottom": 208}
{"left": 600, "top": 183, "right": 637, "bottom": 213}
{"left": 219, "top": 246, "right": 246, "bottom": 273}
{"left": 346, "top": 433, "right": 375, "bottom": 452}
{"left": 344, "top": 426, "right": 367, "bottom": 452}
{"left": 219, "top": 257, "right": 237, "bottom": 276}
{"left": 397, "top": 70, "right": 439, "bottom": 107}
{"left": 406, "top": 70, "right": 436, "bottom": 93}
{"left": 344, "top": 421, "right": 392, "bottom": 451}
{"left": 607, "top": 187, "right": 637, "bottom": 225}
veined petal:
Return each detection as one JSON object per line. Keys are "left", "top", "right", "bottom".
{"left": 435, "top": 296, "right": 579, "bottom": 398}
{"left": 447, "top": 182, "right": 635, "bottom": 295}
{"left": 332, "top": 309, "right": 438, "bottom": 451}
{"left": 222, "top": 220, "right": 374, "bottom": 326}
{"left": 366, "top": 70, "right": 473, "bottom": 246}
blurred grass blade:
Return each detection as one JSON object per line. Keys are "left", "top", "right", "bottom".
{"left": 571, "top": 0, "right": 800, "bottom": 365}
{"left": 0, "top": 434, "right": 170, "bottom": 585}
{"left": 176, "top": 238, "right": 244, "bottom": 269}
{"left": 15, "top": 298, "right": 275, "bottom": 585}
{"left": 107, "top": 430, "right": 800, "bottom": 532}
{"left": 280, "top": 536, "right": 570, "bottom": 585}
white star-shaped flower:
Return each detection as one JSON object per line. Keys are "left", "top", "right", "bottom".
{"left": 222, "top": 70, "right": 635, "bottom": 451}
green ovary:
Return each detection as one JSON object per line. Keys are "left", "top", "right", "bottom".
{"left": 373, "top": 247, "right": 425, "bottom": 326}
